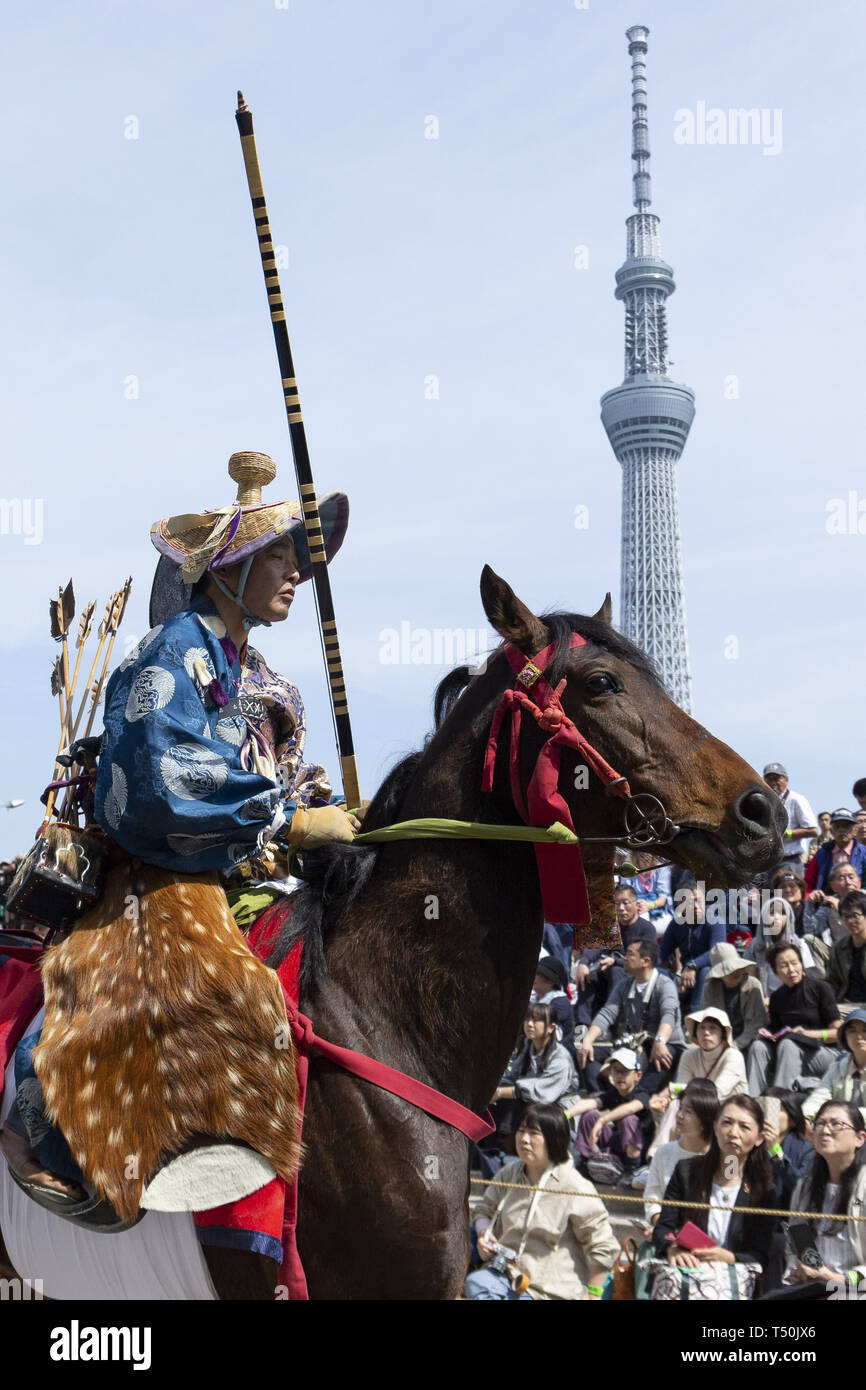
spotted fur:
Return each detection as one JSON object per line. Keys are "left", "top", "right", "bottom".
{"left": 34, "top": 858, "right": 300, "bottom": 1222}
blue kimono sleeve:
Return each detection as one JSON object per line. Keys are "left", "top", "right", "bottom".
{"left": 94, "top": 638, "right": 296, "bottom": 874}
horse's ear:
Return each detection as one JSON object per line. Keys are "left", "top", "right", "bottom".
{"left": 480, "top": 566, "right": 548, "bottom": 653}
{"left": 592, "top": 593, "right": 613, "bottom": 625}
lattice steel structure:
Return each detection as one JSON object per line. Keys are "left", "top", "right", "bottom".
{"left": 600, "top": 25, "right": 695, "bottom": 712}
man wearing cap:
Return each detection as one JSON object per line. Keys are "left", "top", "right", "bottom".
{"left": 802, "top": 1009, "right": 866, "bottom": 1126}
{"left": 804, "top": 808, "right": 866, "bottom": 895}
{"left": 700, "top": 942, "right": 768, "bottom": 1056}
{"left": 762, "top": 764, "right": 817, "bottom": 876}
{"left": 567, "top": 1047, "right": 657, "bottom": 1185}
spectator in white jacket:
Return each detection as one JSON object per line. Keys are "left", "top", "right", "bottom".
{"left": 642, "top": 1078, "right": 719, "bottom": 1224}
{"left": 802, "top": 1009, "right": 866, "bottom": 1127}
{"left": 675, "top": 1007, "right": 748, "bottom": 1100}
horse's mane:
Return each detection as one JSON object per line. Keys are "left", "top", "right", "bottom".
{"left": 265, "top": 611, "right": 658, "bottom": 982}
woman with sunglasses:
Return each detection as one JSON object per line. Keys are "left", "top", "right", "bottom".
{"left": 779, "top": 1101, "right": 866, "bottom": 1296}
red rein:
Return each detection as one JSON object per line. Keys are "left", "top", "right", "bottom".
{"left": 482, "top": 635, "right": 631, "bottom": 931}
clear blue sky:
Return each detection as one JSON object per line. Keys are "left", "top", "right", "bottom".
{"left": 1, "top": 0, "right": 863, "bottom": 856}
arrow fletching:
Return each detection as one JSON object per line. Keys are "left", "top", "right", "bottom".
{"left": 76, "top": 601, "right": 95, "bottom": 646}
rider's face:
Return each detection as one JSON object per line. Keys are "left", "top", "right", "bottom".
{"left": 223, "top": 539, "right": 300, "bottom": 624}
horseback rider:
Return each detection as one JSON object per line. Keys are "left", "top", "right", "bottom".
{"left": 0, "top": 451, "right": 358, "bottom": 1206}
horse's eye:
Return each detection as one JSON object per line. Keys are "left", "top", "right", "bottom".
{"left": 584, "top": 674, "right": 617, "bottom": 696}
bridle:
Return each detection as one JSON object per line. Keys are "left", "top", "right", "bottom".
{"left": 481, "top": 633, "right": 692, "bottom": 856}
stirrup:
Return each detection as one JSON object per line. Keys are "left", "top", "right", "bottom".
{"left": 6, "top": 1165, "right": 145, "bottom": 1233}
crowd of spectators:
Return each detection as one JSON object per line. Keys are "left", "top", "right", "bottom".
{"left": 468, "top": 767, "right": 866, "bottom": 1300}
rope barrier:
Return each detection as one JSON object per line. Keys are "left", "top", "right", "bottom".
{"left": 469, "top": 1174, "right": 866, "bottom": 1222}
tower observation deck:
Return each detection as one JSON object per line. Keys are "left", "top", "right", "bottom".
{"left": 600, "top": 25, "right": 695, "bottom": 712}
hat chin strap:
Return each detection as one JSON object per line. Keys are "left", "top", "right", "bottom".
{"left": 209, "top": 554, "right": 271, "bottom": 631}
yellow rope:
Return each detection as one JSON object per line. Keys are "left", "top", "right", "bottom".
{"left": 469, "top": 1174, "right": 866, "bottom": 1223}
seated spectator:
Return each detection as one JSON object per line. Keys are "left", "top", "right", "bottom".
{"left": 746, "top": 943, "right": 841, "bottom": 1095}
{"left": 802, "top": 862, "right": 861, "bottom": 978}
{"left": 467, "top": 1103, "right": 619, "bottom": 1300}
{"left": 744, "top": 896, "right": 816, "bottom": 995}
{"left": 676, "top": 1007, "right": 748, "bottom": 1099}
{"left": 573, "top": 885, "right": 655, "bottom": 1027}
{"left": 826, "top": 890, "right": 866, "bottom": 1018}
{"left": 568, "top": 1047, "right": 657, "bottom": 1184}
{"left": 531, "top": 954, "right": 576, "bottom": 1061}
{"left": 577, "top": 938, "right": 685, "bottom": 1093}
{"left": 760, "top": 1088, "right": 814, "bottom": 1203}
{"left": 490, "top": 1003, "right": 576, "bottom": 1150}
{"left": 772, "top": 869, "right": 806, "bottom": 936}
{"left": 652, "top": 1095, "right": 777, "bottom": 1284}
{"left": 802, "top": 1008, "right": 866, "bottom": 1127}
{"left": 659, "top": 883, "right": 726, "bottom": 1015}
{"left": 616, "top": 863, "right": 673, "bottom": 932}
{"left": 804, "top": 808, "right": 866, "bottom": 893}
{"left": 542, "top": 921, "right": 573, "bottom": 974}
{"left": 642, "top": 1077, "right": 718, "bottom": 1225}
{"left": 701, "top": 942, "right": 768, "bottom": 1054}
{"left": 776, "top": 1101, "right": 866, "bottom": 1298}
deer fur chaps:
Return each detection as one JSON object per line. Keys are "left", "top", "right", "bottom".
{"left": 33, "top": 856, "right": 300, "bottom": 1222}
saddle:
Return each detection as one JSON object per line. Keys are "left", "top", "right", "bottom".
{"left": 31, "top": 854, "right": 301, "bottom": 1224}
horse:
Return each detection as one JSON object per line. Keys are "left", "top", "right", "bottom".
{"left": 0, "top": 568, "right": 784, "bottom": 1298}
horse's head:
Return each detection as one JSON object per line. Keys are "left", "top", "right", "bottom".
{"left": 480, "top": 567, "right": 784, "bottom": 889}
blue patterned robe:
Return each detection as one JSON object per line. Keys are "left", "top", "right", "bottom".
{"left": 93, "top": 594, "right": 326, "bottom": 873}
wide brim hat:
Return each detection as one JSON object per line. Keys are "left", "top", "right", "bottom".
{"left": 149, "top": 452, "right": 348, "bottom": 626}
{"left": 838, "top": 1009, "right": 866, "bottom": 1054}
{"left": 685, "top": 1007, "right": 733, "bottom": 1047}
{"left": 707, "top": 941, "right": 757, "bottom": 981}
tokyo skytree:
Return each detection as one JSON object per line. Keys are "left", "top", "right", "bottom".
{"left": 600, "top": 25, "right": 695, "bottom": 713}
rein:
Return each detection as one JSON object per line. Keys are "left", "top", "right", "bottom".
{"left": 355, "top": 634, "right": 689, "bottom": 921}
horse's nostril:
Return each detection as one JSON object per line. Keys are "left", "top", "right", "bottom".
{"left": 735, "top": 788, "right": 775, "bottom": 834}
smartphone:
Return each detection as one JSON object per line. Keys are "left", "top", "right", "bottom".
{"left": 759, "top": 1095, "right": 781, "bottom": 1135}
{"left": 788, "top": 1221, "right": 822, "bottom": 1270}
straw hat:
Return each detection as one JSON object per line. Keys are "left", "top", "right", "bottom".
{"left": 706, "top": 941, "right": 758, "bottom": 982}
{"left": 149, "top": 452, "right": 348, "bottom": 627}
{"left": 684, "top": 1007, "right": 733, "bottom": 1047}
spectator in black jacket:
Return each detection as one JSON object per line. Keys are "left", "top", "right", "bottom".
{"left": 747, "top": 942, "right": 842, "bottom": 1094}
{"left": 573, "top": 886, "right": 655, "bottom": 1026}
{"left": 653, "top": 1095, "right": 778, "bottom": 1283}
{"left": 531, "top": 955, "right": 576, "bottom": 1062}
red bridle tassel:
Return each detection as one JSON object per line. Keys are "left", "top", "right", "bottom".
{"left": 575, "top": 854, "right": 623, "bottom": 952}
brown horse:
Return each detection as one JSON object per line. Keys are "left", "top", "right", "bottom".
{"left": 0, "top": 568, "right": 784, "bottom": 1299}
{"left": 268, "top": 568, "right": 784, "bottom": 1299}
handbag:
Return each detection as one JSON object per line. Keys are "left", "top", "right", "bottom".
{"left": 610, "top": 1236, "right": 640, "bottom": 1300}
{"left": 640, "top": 1256, "right": 761, "bottom": 1301}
